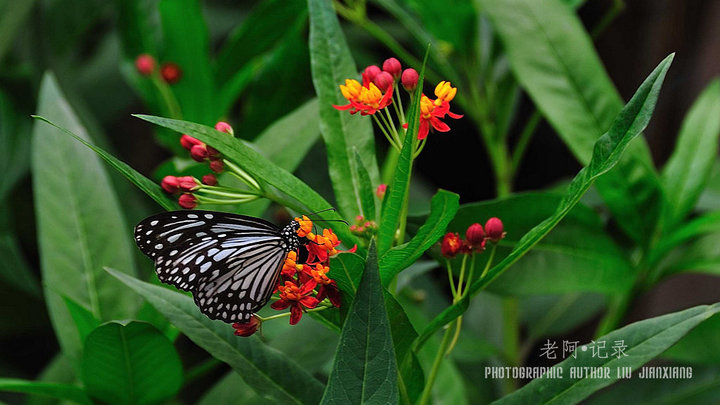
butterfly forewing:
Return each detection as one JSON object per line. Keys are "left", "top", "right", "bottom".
{"left": 134, "top": 210, "right": 295, "bottom": 323}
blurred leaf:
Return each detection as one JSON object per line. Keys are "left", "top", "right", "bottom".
{"left": 405, "top": 0, "right": 477, "bottom": 55}
{"left": 380, "top": 189, "right": 459, "bottom": 286}
{"left": 378, "top": 53, "right": 427, "bottom": 255}
{"left": 81, "top": 321, "right": 183, "bottom": 405}
{"left": 478, "top": 0, "right": 663, "bottom": 245}
{"left": 0, "top": 90, "right": 31, "bottom": 201}
{"left": 26, "top": 355, "right": 76, "bottom": 405}
{"left": 446, "top": 193, "right": 633, "bottom": 296}
{"left": 663, "top": 313, "right": 720, "bottom": 365}
{"left": 32, "top": 116, "right": 177, "bottom": 211}
{"left": 416, "top": 54, "right": 674, "bottom": 348}
{"left": 494, "top": 303, "right": 720, "bottom": 404}
{"left": 662, "top": 79, "right": 720, "bottom": 225}
{"left": 696, "top": 159, "right": 720, "bottom": 211}
{"left": 354, "top": 150, "right": 377, "bottom": 221}
{"left": 108, "top": 268, "right": 324, "bottom": 404}
{"left": 159, "top": 0, "right": 216, "bottom": 123}
{"left": 134, "top": 114, "right": 360, "bottom": 252}
{"left": 198, "top": 371, "right": 274, "bottom": 405}
{"left": 0, "top": 379, "right": 91, "bottom": 405}
{"left": 648, "top": 210, "right": 720, "bottom": 271}
{"left": 115, "top": 0, "right": 160, "bottom": 58}
{"left": 585, "top": 366, "right": 720, "bottom": 405}
{"left": 521, "top": 293, "right": 605, "bottom": 340}
{"left": 308, "top": 0, "right": 379, "bottom": 219}
{"left": 321, "top": 240, "right": 399, "bottom": 405}
{"left": 32, "top": 74, "right": 138, "bottom": 362}
{"left": 0, "top": 231, "right": 41, "bottom": 298}
{"left": 63, "top": 296, "right": 101, "bottom": 345}
{"left": 0, "top": 0, "right": 36, "bottom": 63}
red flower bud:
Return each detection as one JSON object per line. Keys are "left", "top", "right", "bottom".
{"left": 214, "top": 121, "right": 234, "bottom": 136}
{"left": 160, "top": 62, "right": 182, "bottom": 84}
{"left": 177, "top": 176, "right": 199, "bottom": 191}
{"left": 135, "top": 54, "right": 155, "bottom": 76}
{"left": 209, "top": 159, "right": 224, "bottom": 173}
{"left": 180, "top": 134, "right": 201, "bottom": 151}
{"left": 485, "top": 217, "right": 505, "bottom": 243}
{"left": 376, "top": 184, "right": 387, "bottom": 199}
{"left": 190, "top": 144, "right": 209, "bottom": 162}
{"left": 206, "top": 146, "right": 220, "bottom": 157}
{"left": 401, "top": 68, "right": 419, "bottom": 92}
{"left": 465, "top": 223, "right": 486, "bottom": 251}
{"left": 232, "top": 315, "right": 261, "bottom": 337}
{"left": 382, "top": 57, "right": 402, "bottom": 79}
{"left": 178, "top": 193, "right": 197, "bottom": 209}
{"left": 202, "top": 174, "right": 217, "bottom": 186}
{"left": 362, "top": 65, "right": 381, "bottom": 86}
{"left": 373, "top": 71, "right": 394, "bottom": 92}
{"left": 161, "top": 176, "right": 180, "bottom": 193}
{"left": 441, "top": 232, "right": 462, "bottom": 258}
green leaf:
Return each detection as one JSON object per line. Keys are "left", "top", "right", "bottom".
{"left": 415, "top": 54, "right": 674, "bottom": 350}
{"left": 198, "top": 371, "right": 273, "bottom": 405}
{"left": 354, "top": 150, "right": 377, "bottom": 221}
{"left": 0, "top": 0, "right": 36, "bottom": 63}
{"left": 134, "top": 114, "right": 359, "bottom": 252}
{"left": 521, "top": 293, "right": 605, "bottom": 341}
{"left": 377, "top": 49, "right": 428, "bottom": 255}
{"left": 63, "top": 296, "right": 101, "bottom": 344}
{"left": 447, "top": 193, "right": 633, "bottom": 296}
{"left": 0, "top": 90, "right": 31, "bottom": 201}
{"left": 108, "top": 268, "right": 324, "bottom": 404}
{"left": 0, "top": 379, "right": 91, "bottom": 405}
{"left": 493, "top": 303, "right": 720, "bottom": 404}
{"left": 32, "top": 74, "right": 138, "bottom": 362}
{"left": 32, "top": 116, "right": 177, "bottom": 211}
{"left": 321, "top": 239, "right": 399, "bottom": 405}
{"left": 308, "top": 0, "right": 380, "bottom": 218}
{"left": 81, "top": 321, "right": 182, "bottom": 405}
{"left": 0, "top": 231, "right": 41, "bottom": 298}
{"left": 663, "top": 313, "right": 720, "bottom": 365}
{"left": 478, "top": 0, "right": 662, "bottom": 245}
{"left": 648, "top": 210, "right": 720, "bottom": 271}
{"left": 404, "top": 0, "right": 477, "bottom": 55}
{"left": 662, "top": 78, "right": 720, "bottom": 224}
{"left": 159, "top": 0, "right": 216, "bottom": 124}
{"left": 380, "top": 189, "right": 459, "bottom": 286}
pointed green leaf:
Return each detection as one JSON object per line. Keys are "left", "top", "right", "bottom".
{"left": 415, "top": 54, "right": 674, "bottom": 350}
{"left": 63, "top": 296, "right": 101, "bottom": 345}
{"left": 308, "top": 0, "right": 379, "bottom": 218}
{"left": 478, "top": 0, "right": 662, "bottom": 244}
{"left": 354, "top": 150, "right": 377, "bottom": 221}
{"left": 380, "top": 189, "right": 459, "bottom": 286}
{"left": 108, "top": 268, "right": 324, "bottom": 405}
{"left": 32, "top": 74, "right": 138, "bottom": 362}
{"left": 0, "top": 379, "right": 91, "bottom": 405}
{"left": 321, "top": 240, "right": 399, "bottom": 404}
{"left": 662, "top": 78, "right": 720, "bottom": 224}
{"left": 493, "top": 303, "right": 720, "bottom": 404}
{"left": 81, "top": 321, "right": 182, "bottom": 405}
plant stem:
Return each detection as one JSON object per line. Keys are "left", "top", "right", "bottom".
{"left": 151, "top": 74, "right": 182, "bottom": 119}
{"left": 446, "top": 260, "right": 457, "bottom": 297}
{"left": 184, "top": 358, "right": 222, "bottom": 384}
{"left": 418, "top": 322, "right": 455, "bottom": 405}
{"left": 510, "top": 110, "right": 542, "bottom": 172}
{"left": 594, "top": 292, "right": 632, "bottom": 338}
{"left": 500, "top": 297, "right": 520, "bottom": 394}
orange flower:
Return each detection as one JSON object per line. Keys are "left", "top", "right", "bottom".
{"left": 334, "top": 79, "right": 394, "bottom": 115}
{"left": 302, "top": 264, "right": 341, "bottom": 307}
{"left": 271, "top": 280, "right": 319, "bottom": 325}
{"left": 281, "top": 251, "right": 306, "bottom": 277}
{"left": 295, "top": 215, "right": 313, "bottom": 238}
{"left": 416, "top": 92, "right": 463, "bottom": 140}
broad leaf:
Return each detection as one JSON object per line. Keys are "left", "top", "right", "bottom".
{"left": 32, "top": 74, "right": 138, "bottom": 362}
{"left": 0, "top": 0, "right": 36, "bottom": 63}
{"left": 662, "top": 78, "right": 720, "bottom": 225}
{"left": 82, "top": 321, "right": 182, "bottom": 405}
{"left": 380, "top": 189, "right": 459, "bottom": 286}
{"left": 493, "top": 303, "right": 720, "bottom": 404}
{"left": 108, "top": 268, "right": 324, "bottom": 405}
{"left": 415, "top": 54, "right": 674, "bottom": 349}
{"left": 0, "top": 379, "right": 91, "bottom": 405}
{"left": 663, "top": 314, "right": 720, "bottom": 365}
{"left": 308, "top": 0, "right": 380, "bottom": 219}
{"left": 478, "top": 0, "right": 662, "bottom": 245}
{"left": 321, "top": 240, "right": 399, "bottom": 405}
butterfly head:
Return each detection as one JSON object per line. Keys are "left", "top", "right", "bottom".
{"left": 281, "top": 215, "right": 313, "bottom": 251}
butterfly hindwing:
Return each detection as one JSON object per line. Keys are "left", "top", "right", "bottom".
{"left": 134, "top": 210, "right": 293, "bottom": 323}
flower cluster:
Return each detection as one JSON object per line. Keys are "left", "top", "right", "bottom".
{"left": 158, "top": 122, "right": 263, "bottom": 209}
{"left": 334, "top": 56, "right": 462, "bottom": 155}
{"left": 135, "top": 54, "right": 183, "bottom": 84}
{"left": 441, "top": 217, "right": 505, "bottom": 258}
{"left": 233, "top": 216, "right": 353, "bottom": 336}
{"left": 349, "top": 214, "right": 378, "bottom": 238}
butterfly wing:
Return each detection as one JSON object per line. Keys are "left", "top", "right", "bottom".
{"left": 134, "top": 210, "right": 290, "bottom": 323}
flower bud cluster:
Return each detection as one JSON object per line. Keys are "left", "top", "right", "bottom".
{"left": 441, "top": 217, "right": 505, "bottom": 258}
{"left": 134, "top": 54, "right": 183, "bottom": 85}
{"left": 349, "top": 214, "right": 378, "bottom": 238}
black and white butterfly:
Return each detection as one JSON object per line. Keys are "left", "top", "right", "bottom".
{"left": 134, "top": 210, "right": 308, "bottom": 323}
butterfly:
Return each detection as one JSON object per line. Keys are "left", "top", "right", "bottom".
{"left": 134, "top": 210, "right": 310, "bottom": 323}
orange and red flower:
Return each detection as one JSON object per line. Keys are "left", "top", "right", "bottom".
{"left": 416, "top": 82, "right": 463, "bottom": 140}
{"left": 271, "top": 280, "right": 319, "bottom": 325}
{"left": 334, "top": 79, "right": 394, "bottom": 116}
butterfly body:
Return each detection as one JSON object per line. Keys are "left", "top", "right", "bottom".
{"left": 134, "top": 210, "right": 305, "bottom": 323}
